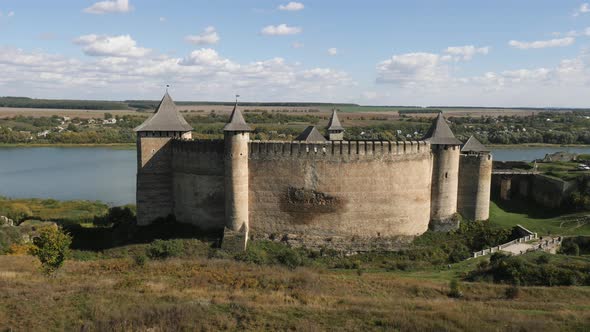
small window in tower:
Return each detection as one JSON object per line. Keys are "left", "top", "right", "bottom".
{"left": 445, "top": 172, "right": 448, "bottom": 178}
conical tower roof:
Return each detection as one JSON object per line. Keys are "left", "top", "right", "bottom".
{"left": 328, "top": 109, "right": 344, "bottom": 131}
{"left": 294, "top": 126, "right": 327, "bottom": 142}
{"left": 134, "top": 92, "right": 193, "bottom": 132}
{"left": 224, "top": 102, "right": 252, "bottom": 132}
{"left": 461, "top": 135, "right": 489, "bottom": 153}
{"left": 423, "top": 113, "right": 462, "bottom": 145}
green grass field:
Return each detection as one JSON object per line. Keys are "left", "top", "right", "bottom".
{"left": 489, "top": 201, "right": 590, "bottom": 236}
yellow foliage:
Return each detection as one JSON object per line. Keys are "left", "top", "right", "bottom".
{"left": 8, "top": 243, "right": 35, "bottom": 256}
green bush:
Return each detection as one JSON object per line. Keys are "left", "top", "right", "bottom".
{"left": 448, "top": 279, "right": 463, "bottom": 298}
{"left": 30, "top": 226, "right": 72, "bottom": 275}
{"left": 467, "top": 253, "right": 590, "bottom": 286}
{"left": 505, "top": 283, "right": 520, "bottom": 300}
{"left": 133, "top": 254, "right": 148, "bottom": 267}
{"left": 0, "top": 227, "right": 23, "bottom": 254}
{"left": 235, "top": 241, "right": 306, "bottom": 269}
{"left": 559, "top": 241, "right": 580, "bottom": 256}
{"left": 147, "top": 239, "right": 184, "bottom": 260}
{"left": 559, "top": 236, "right": 590, "bottom": 255}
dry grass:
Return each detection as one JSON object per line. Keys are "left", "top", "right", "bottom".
{"left": 0, "top": 255, "right": 589, "bottom": 331}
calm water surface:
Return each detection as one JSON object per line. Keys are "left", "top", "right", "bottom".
{"left": 0, "top": 147, "right": 136, "bottom": 205}
{"left": 2, "top": 146, "right": 590, "bottom": 205}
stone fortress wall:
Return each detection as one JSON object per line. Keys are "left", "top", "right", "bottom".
{"left": 247, "top": 140, "right": 433, "bottom": 239}
{"left": 135, "top": 93, "right": 493, "bottom": 250}
{"left": 165, "top": 139, "right": 434, "bottom": 241}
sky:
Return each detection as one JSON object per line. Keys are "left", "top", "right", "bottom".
{"left": 1, "top": 0, "right": 590, "bottom": 107}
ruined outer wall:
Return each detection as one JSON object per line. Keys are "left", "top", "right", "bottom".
{"left": 457, "top": 153, "right": 492, "bottom": 220}
{"left": 136, "top": 137, "right": 174, "bottom": 225}
{"left": 531, "top": 174, "right": 577, "bottom": 208}
{"left": 430, "top": 145, "right": 460, "bottom": 221}
{"left": 248, "top": 141, "right": 433, "bottom": 239}
{"left": 172, "top": 140, "right": 225, "bottom": 230}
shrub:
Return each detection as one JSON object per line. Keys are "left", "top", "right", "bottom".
{"left": 559, "top": 241, "right": 580, "bottom": 256}
{"left": 276, "top": 249, "right": 304, "bottom": 270}
{"left": 448, "top": 279, "right": 463, "bottom": 298}
{"left": 147, "top": 239, "right": 183, "bottom": 260}
{"left": 235, "top": 241, "right": 307, "bottom": 269}
{"left": 30, "top": 226, "right": 72, "bottom": 275}
{"left": 133, "top": 254, "right": 148, "bottom": 267}
{"left": 505, "top": 283, "right": 520, "bottom": 300}
{"left": 536, "top": 254, "right": 551, "bottom": 264}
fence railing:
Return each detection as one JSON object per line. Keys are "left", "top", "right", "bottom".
{"left": 472, "top": 225, "right": 538, "bottom": 258}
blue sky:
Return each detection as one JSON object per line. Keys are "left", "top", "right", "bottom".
{"left": 1, "top": 0, "right": 590, "bottom": 107}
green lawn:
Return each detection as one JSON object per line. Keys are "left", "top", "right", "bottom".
{"left": 488, "top": 201, "right": 590, "bottom": 236}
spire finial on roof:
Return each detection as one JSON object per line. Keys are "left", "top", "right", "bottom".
{"left": 224, "top": 95, "right": 252, "bottom": 132}
{"left": 134, "top": 91, "right": 193, "bottom": 132}
{"left": 328, "top": 108, "right": 344, "bottom": 131}
{"left": 461, "top": 135, "right": 490, "bottom": 153}
{"left": 423, "top": 112, "right": 462, "bottom": 145}
{"left": 166, "top": 84, "right": 170, "bottom": 93}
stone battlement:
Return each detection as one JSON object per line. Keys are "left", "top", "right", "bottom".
{"left": 248, "top": 140, "right": 430, "bottom": 158}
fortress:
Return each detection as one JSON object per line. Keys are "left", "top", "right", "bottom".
{"left": 135, "top": 93, "right": 492, "bottom": 251}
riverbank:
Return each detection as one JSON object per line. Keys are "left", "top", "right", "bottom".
{"left": 0, "top": 143, "right": 135, "bottom": 149}
{"left": 488, "top": 143, "right": 590, "bottom": 148}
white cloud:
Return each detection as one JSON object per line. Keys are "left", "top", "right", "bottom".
{"left": 508, "top": 37, "right": 575, "bottom": 49}
{"left": 0, "top": 45, "right": 354, "bottom": 101}
{"left": 573, "top": 3, "right": 590, "bottom": 16}
{"left": 444, "top": 45, "right": 489, "bottom": 60}
{"left": 376, "top": 52, "right": 449, "bottom": 86}
{"left": 278, "top": 2, "right": 304, "bottom": 11}
{"left": 84, "top": 0, "right": 132, "bottom": 14}
{"left": 159, "top": 17, "right": 166, "bottom": 22}
{"left": 373, "top": 47, "right": 590, "bottom": 107}
{"left": 261, "top": 24, "right": 302, "bottom": 36}
{"left": 292, "top": 42, "right": 304, "bottom": 49}
{"left": 185, "top": 26, "right": 220, "bottom": 45}
{"left": 74, "top": 34, "right": 150, "bottom": 57}
{"left": 327, "top": 48, "right": 338, "bottom": 56}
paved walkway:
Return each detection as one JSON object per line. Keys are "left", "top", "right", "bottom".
{"left": 501, "top": 243, "right": 535, "bottom": 255}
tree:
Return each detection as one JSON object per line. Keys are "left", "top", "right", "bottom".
{"left": 30, "top": 226, "right": 72, "bottom": 275}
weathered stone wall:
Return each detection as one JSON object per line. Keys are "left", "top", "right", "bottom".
{"left": 458, "top": 153, "right": 492, "bottom": 220}
{"left": 531, "top": 174, "right": 577, "bottom": 208}
{"left": 136, "top": 136, "right": 174, "bottom": 225}
{"left": 430, "top": 145, "right": 460, "bottom": 221}
{"left": 247, "top": 140, "right": 433, "bottom": 241}
{"left": 171, "top": 140, "right": 225, "bottom": 230}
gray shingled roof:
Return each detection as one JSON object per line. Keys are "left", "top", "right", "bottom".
{"left": 224, "top": 102, "right": 252, "bottom": 132}
{"left": 423, "top": 113, "right": 462, "bottom": 145}
{"left": 328, "top": 109, "right": 344, "bottom": 131}
{"left": 134, "top": 92, "right": 193, "bottom": 132}
{"left": 461, "top": 136, "right": 490, "bottom": 153}
{"left": 294, "top": 126, "right": 327, "bottom": 142}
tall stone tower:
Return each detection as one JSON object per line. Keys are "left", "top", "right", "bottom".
{"left": 425, "top": 113, "right": 462, "bottom": 230}
{"left": 327, "top": 109, "right": 344, "bottom": 141}
{"left": 457, "top": 136, "right": 492, "bottom": 220}
{"left": 222, "top": 102, "right": 252, "bottom": 250}
{"left": 134, "top": 92, "right": 193, "bottom": 225}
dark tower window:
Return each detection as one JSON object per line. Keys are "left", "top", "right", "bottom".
{"left": 445, "top": 172, "right": 448, "bottom": 178}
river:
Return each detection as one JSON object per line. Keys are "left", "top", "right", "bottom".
{"left": 1, "top": 146, "right": 589, "bottom": 205}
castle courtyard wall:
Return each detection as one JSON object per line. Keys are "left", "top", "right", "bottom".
{"left": 247, "top": 141, "right": 433, "bottom": 240}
